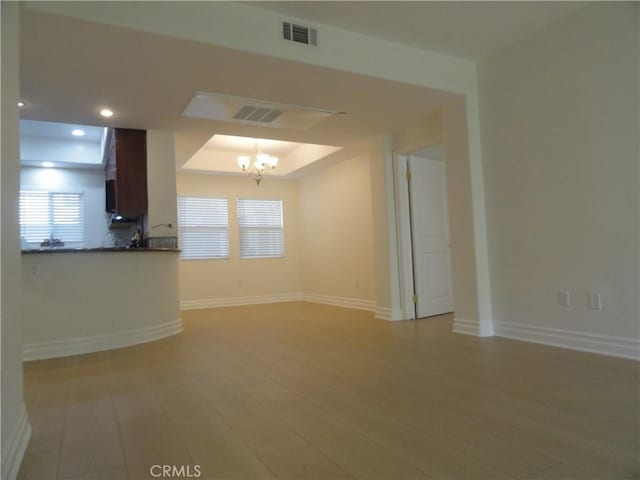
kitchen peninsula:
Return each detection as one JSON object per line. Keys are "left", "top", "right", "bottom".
{"left": 20, "top": 127, "right": 181, "bottom": 360}
{"left": 22, "top": 246, "right": 179, "bottom": 254}
{"left": 22, "top": 249, "right": 181, "bottom": 360}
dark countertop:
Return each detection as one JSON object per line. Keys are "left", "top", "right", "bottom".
{"left": 22, "top": 247, "right": 180, "bottom": 254}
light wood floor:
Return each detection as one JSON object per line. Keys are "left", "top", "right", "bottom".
{"left": 19, "top": 303, "right": 639, "bottom": 480}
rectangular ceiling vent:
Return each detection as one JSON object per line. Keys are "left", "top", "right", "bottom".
{"left": 183, "top": 92, "right": 335, "bottom": 130}
{"left": 282, "top": 21, "right": 317, "bottom": 46}
{"left": 232, "top": 105, "right": 284, "bottom": 124}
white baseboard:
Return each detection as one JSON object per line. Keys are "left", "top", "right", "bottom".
{"left": 452, "top": 318, "right": 495, "bottom": 337}
{"left": 181, "top": 293, "right": 396, "bottom": 318}
{"left": 375, "top": 306, "right": 404, "bottom": 321}
{"left": 24, "top": 319, "right": 183, "bottom": 361}
{"left": 181, "top": 293, "right": 386, "bottom": 317}
{"left": 181, "top": 293, "right": 303, "bottom": 310}
{"left": 302, "top": 293, "right": 375, "bottom": 312}
{"left": 494, "top": 321, "right": 640, "bottom": 360}
{"left": 453, "top": 318, "right": 479, "bottom": 336}
{"left": 1, "top": 403, "right": 31, "bottom": 480}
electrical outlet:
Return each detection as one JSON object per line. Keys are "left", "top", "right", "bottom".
{"left": 558, "top": 290, "right": 571, "bottom": 307}
{"left": 588, "top": 292, "right": 602, "bottom": 310}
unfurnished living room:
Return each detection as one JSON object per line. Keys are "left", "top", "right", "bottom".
{"left": 1, "top": 2, "right": 638, "bottom": 480}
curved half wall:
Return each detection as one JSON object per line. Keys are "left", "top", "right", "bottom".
{"left": 22, "top": 250, "right": 181, "bottom": 361}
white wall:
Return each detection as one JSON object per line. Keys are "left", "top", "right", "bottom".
{"left": 177, "top": 173, "right": 301, "bottom": 306}
{"left": 145, "top": 130, "right": 178, "bottom": 239}
{"left": 479, "top": 3, "right": 640, "bottom": 356}
{"left": 2, "top": 4, "right": 31, "bottom": 479}
{"left": 368, "top": 135, "right": 398, "bottom": 317}
{"left": 298, "top": 148, "right": 376, "bottom": 304}
{"left": 20, "top": 167, "right": 109, "bottom": 248}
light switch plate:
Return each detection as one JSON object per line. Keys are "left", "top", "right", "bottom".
{"left": 559, "top": 290, "right": 571, "bottom": 307}
{"left": 588, "top": 292, "right": 602, "bottom": 310}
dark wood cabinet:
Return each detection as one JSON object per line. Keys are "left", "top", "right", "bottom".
{"left": 105, "top": 128, "right": 147, "bottom": 218}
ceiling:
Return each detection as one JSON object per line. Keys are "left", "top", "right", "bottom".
{"left": 18, "top": 3, "right": 583, "bottom": 175}
{"left": 20, "top": 9, "right": 457, "bottom": 172}
{"left": 204, "top": 135, "right": 306, "bottom": 156}
{"left": 248, "top": 1, "right": 584, "bottom": 60}
{"left": 21, "top": 119, "right": 104, "bottom": 143}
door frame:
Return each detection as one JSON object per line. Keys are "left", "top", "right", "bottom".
{"left": 393, "top": 147, "right": 455, "bottom": 320}
{"left": 393, "top": 153, "right": 417, "bottom": 320}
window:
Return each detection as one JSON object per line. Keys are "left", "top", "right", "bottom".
{"left": 19, "top": 190, "right": 84, "bottom": 246}
{"left": 177, "top": 196, "right": 229, "bottom": 259}
{"left": 237, "top": 198, "right": 284, "bottom": 258}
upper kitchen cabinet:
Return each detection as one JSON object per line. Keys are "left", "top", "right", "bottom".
{"left": 105, "top": 128, "right": 147, "bottom": 218}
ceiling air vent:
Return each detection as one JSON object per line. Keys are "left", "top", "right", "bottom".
{"left": 183, "top": 92, "right": 336, "bottom": 130}
{"left": 233, "top": 105, "right": 284, "bottom": 124}
{"left": 282, "top": 21, "right": 317, "bottom": 46}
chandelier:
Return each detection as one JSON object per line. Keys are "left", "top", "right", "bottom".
{"left": 237, "top": 145, "right": 279, "bottom": 186}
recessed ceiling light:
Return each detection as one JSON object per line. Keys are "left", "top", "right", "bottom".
{"left": 42, "top": 162, "right": 55, "bottom": 168}
{"left": 100, "top": 108, "right": 114, "bottom": 118}
{"left": 18, "top": 101, "right": 25, "bottom": 107}
{"left": 71, "top": 129, "right": 85, "bottom": 137}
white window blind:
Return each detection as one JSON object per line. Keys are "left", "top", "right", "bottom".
{"left": 177, "top": 196, "right": 229, "bottom": 259}
{"left": 237, "top": 198, "right": 284, "bottom": 258}
{"left": 19, "top": 190, "right": 84, "bottom": 245}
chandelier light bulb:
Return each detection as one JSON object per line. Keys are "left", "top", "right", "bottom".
{"left": 267, "top": 156, "right": 279, "bottom": 168}
{"left": 238, "top": 155, "right": 251, "bottom": 170}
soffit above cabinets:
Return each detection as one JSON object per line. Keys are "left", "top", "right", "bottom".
{"left": 20, "top": 120, "right": 108, "bottom": 169}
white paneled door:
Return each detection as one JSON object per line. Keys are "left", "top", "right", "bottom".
{"left": 408, "top": 156, "right": 454, "bottom": 318}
